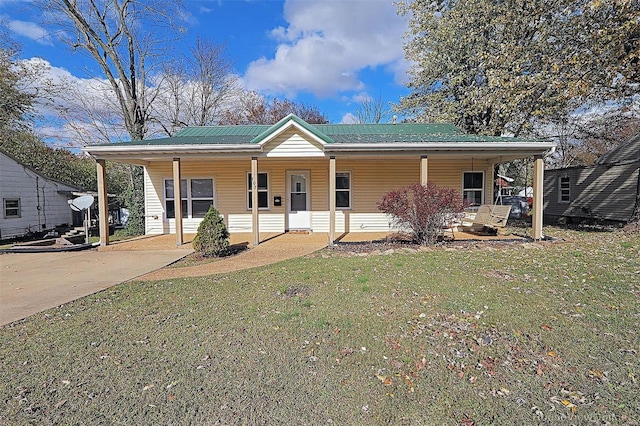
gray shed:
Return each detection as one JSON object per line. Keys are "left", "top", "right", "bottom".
{"left": 544, "top": 134, "right": 640, "bottom": 223}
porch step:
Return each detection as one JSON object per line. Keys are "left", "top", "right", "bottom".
{"left": 61, "top": 227, "right": 86, "bottom": 239}
{"left": 287, "top": 230, "right": 311, "bottom": 235}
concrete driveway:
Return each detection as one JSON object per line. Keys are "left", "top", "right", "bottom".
{"left": 0, "top": 248, "right": 190, "bottom": 326}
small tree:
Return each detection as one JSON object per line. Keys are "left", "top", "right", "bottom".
{"left": 378, "top": 183, "right": 464, "bottom": 245}
{"left": 193, "top": 206, "right": 230, "bottom": 257}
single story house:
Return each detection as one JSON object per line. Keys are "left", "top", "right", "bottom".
{"left": 544, "top": 133, "right": 640, "bottom": 224}
{"left": 0, "top": 150, "right": 80, "bottom": 240}
{"left": 84, "top": 114, "right": 555, "bottom": 246}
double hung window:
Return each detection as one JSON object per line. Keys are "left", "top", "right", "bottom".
{"left": 4, "top": 198, "right": 20, "bottom": 218}
{"left": 463, "top": 172, "right": 484, "bottom": 206}
{"left": 165, "top": 178, "right": 214, "bottom": 219}
{"left": 248, "top": 173, "right": 269, "bottom": 209}
{"left": 335, "top": 172, "right": 351, "bottom": 209}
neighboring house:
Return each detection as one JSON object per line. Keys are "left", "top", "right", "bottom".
{"left": 544, "top": 133, "right": 640, "bottom": 223}
{"left": 0, "top": 150, "right": 80, "bottom": 240}
{"left": 85, "top": 114, "right": 554, "bottom": 245}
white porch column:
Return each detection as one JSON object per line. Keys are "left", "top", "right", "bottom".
{"left": 420, "top": 155, "right": 428, "bottom": 186}
{"left": 96, "top": 159, "right": 109, "bottom": 246}
{"left": 172, "top": 158, "right": 183, "bottom": 246}
{"left": 329, "top": 156, "right": 336, "bottom": 246}
{"left": 251, "top": 156, "right": 259, "bottom": 246}
{"left": 532, "top": 155, "right": 544, "bottom": 240}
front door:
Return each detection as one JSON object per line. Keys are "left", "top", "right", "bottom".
{"left": 287, "top": 171, "right": 311, "bottom": 230}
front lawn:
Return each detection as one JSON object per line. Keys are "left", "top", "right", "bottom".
{"left": 1, "top": 227, "right": 638, "bottom": 424}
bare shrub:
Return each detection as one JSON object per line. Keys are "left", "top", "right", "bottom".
{"left": 378, "top": 183, "right": 464, "bottom": 245}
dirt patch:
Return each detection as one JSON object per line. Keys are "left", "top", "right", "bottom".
{"left": 282, "top": 286, "right": 310, "bottom": 297}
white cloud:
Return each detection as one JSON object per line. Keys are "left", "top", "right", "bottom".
{"left": 244, "top": 0, "right": 408, "bottom": 98}
{"left": 6, "top": 18, "right": 53, "bottom": 45}
{"left": 340, "top": 112, "right": 357, "bottom": 124}
{"left": 20, "top": 58, "right": 129, "bottom": 146}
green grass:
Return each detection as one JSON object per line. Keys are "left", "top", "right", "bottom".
{"left": 1, "top": 227, "right": 639, "bottom": 425}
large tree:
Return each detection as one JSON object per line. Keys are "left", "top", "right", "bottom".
{"left": 0, "top": 39, "right": 36, "bottom": 140}
{"left": 397, "top": 0, "right": 639, "bottom": 137}
{"left": 40, "top": 0, "right": 185, "bottom": 235}
{"left": 353, "top": 92, "right": 394, "bottom": 124}
{"left": 151, "top": 38, "right": 242, "bottom": 136}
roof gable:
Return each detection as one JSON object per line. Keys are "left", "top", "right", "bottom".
{"left": 251, "top": 114, "right": 334, "bottom": 145}
{"left": 596, "top": 133, "right": 640, "bottom": 165}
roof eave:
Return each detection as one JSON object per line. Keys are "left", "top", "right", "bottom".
{"left": 84, "top": 144, "right": 262, "bottom": 157}
{"left": 324, "top": 141, "right": 556, "bottom": 152}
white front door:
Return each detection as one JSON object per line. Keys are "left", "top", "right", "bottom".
{"left": 287, "top": 171, "right": 311, "bottom": 230}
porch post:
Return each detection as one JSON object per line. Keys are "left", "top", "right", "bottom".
{"left": 487, "top": 163, "right": 495, "bottom": 204}
{"left": 172, "top": 158, "right": 183, "bottom": 246}
{"left": 329, "top": 156, "right": 336, "bottom": 246}
{"left": 251, "top": 156, "right": 259, "bottom": 246}
{"left": 532, "top": 155, "right": 544, "bottom": 240}
{"left": 96, "top": 159, "right": 109, "bottom": 246}
{"left": 420, "top": 155, "right": 428, "bottom": 186}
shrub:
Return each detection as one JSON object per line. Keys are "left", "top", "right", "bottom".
{"left": 377, "top": 182, "right": 465, "bottom": 245}
{"left": 193, "top": 206, "right": 230, "bottom": 257}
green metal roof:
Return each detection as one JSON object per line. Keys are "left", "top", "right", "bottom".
{"left": 100, "top": 115, "right": 537, "bottom": 147}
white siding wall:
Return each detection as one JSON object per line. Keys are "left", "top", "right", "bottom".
{"left": 310, "top": 211, "right": 345, "bottom": 233}
{"left": 0, "top": 152, "right": 77, "bottom": 239}
{"left": 227, "top": 213, "right": 285, "bottom": 233}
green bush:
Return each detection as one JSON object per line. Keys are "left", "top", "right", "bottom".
{"left": 193, "top": 206, "right": 230, "bottom": 257}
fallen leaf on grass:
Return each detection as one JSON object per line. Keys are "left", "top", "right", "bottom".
{"left": 561, "top": 399, "right": 578, "bottom": 413}
{"left": 55, "top": 400, "right": 67, "bottom": 409}
{"left": 541, "top": 324, "right": 553, "bottom": 331}
{"left": 588, "top": 369, "right": 603, "bottom": 379}
{"left": 143, "top": 384, "right": 154, "bottom": 391}
{"left": 375, "top": 374, "right": 393, "bottom": 385}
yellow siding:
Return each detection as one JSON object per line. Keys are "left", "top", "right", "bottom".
{"left": 143, "top": 156, "right": 494, "bottom": 234}
{"left": 264, "top": 129, "right": 325, "bottom": 157}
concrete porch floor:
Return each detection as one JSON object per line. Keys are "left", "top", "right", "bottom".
{"left": 99, "top": 229, "right": 524, "bottom": 252}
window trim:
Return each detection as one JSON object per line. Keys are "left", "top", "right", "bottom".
{"left": 3, "top": 198, "right": 21, "bottom": 218}
{"left": 335, "top": 171, "right": 352, "bottom": 210}
{"left": 462, "top": 171, "right": 485, "bottom": 206}
{"left": 247, "top": 172, "right": 270, "bottom": 210}
{"left": 164, "top": 177, "right": 215, "bottom": 219}
{"left": 558, "top": 176, "right": 571, "bottom": 203}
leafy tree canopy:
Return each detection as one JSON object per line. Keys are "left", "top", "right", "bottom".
{"left": 397, "top": 0, "right": 639, "bottom": 137}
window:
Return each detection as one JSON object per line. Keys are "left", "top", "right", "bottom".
{"left": 165, "top": 178, "right": 214, "bottom": 219}
{"left": 335, "top": 172, "right": 351, "bottom": 209}
{"left": 4, "top": 198, "right": 20, "bottom": 218}
{"left": 559, "top": 176, "right": 570, "bottom": 203}
{"left": 248, "top": 172, "right": 269, "bottom": 209}
{"left": 463, "top": 172, "right": 484, "bottom": 206}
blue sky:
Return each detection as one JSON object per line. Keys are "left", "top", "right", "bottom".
{"left": 2, "top": 0, "right": 411, "bottom": 144}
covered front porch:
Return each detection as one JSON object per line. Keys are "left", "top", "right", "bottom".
{"left": 93, "top": 154, "right": 546, "bottom": 248}
{"left": 86, "top": 114, "right": 552, "bottom": 248}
